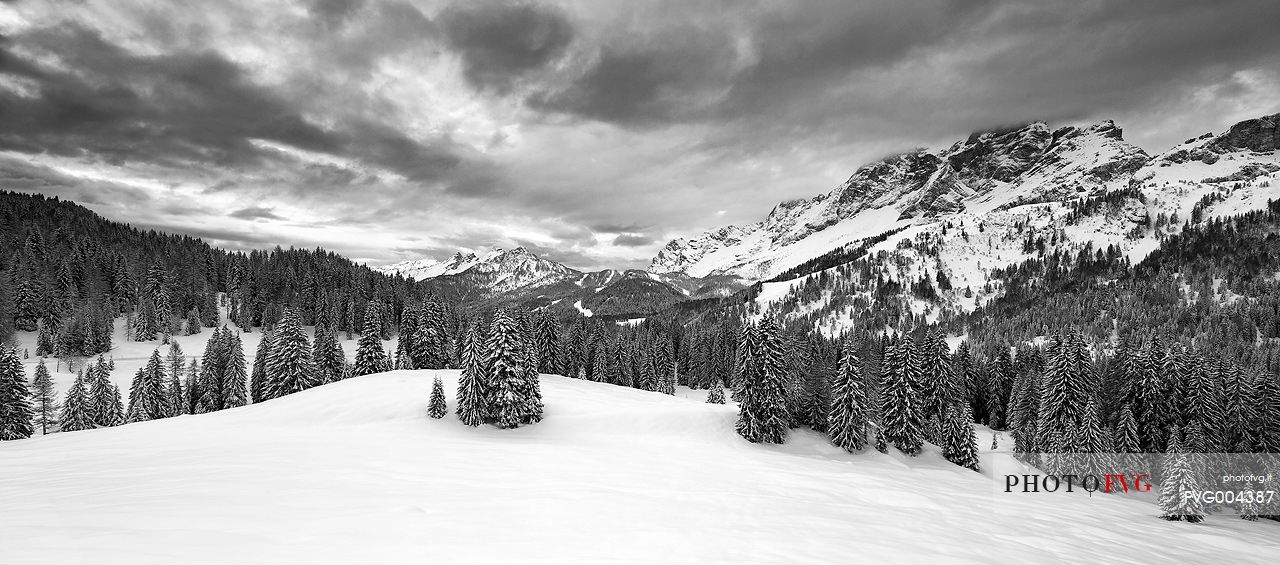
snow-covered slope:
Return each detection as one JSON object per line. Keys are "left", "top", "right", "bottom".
{"left": 2, "top": 370, "right": 1276, "bottom": 564}
{"left": 651, "top": 120, "right": 1149, "bottom": 280}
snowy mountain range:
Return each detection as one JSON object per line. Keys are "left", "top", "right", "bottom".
{"left": 642, "top": 113, "right": 1280, "bottom": 333}
{"left": 376, "top": 246, "right": 741, "bottom": 318}
{"left": 649, "top": 120, "right": 1151, "bottom": 280}
{"left": 379, "top": 251, "right": 491, "bottom": 280}
{"left": 379, "top": 114, "right": 1279, "bottom": 326}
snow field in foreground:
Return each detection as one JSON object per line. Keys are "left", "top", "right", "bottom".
{"left": 2, "top": 371, "right": 1278, "bottom": 564}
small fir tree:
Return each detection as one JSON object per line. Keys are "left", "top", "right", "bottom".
{"left": 706, "top": 386, "right": 726, "bottom": 404}
{"left": 58, "top": 371, "right": 93, "bottom": 432}
{"left": 1159, "top": 428, "right": 1205, "bottom": 523}
{"left": 428, "top": 377, "right": 447, "bottom": 419}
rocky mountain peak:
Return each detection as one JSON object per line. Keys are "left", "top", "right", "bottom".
{"left": 1210, "top": 113, "right": 1280, "bottom": 153}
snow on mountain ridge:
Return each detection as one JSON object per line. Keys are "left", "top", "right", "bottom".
{"left": 378, "top": 252, "right": 482, "bottom": 280}
{"left": 651, "top": 119, "right": 1148, "bottom": 280}
{"left": 744, "top": 115, "right": 1280, "bottom": 334}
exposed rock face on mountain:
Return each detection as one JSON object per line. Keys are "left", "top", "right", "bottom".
{"left": 1209, "top": 113, "right": 1280, "bottom": 153}
{"left": 650, "top": 120, "right": 1152, "bottom": 280}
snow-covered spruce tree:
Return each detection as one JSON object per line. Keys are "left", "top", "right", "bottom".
{"left": 456, "top": 324, "right": 487, "bottom": 426}
{"left": 638, "top": 347, "right": 657, "bottom": 391}
{"left": 266, "top": 309, "right": 318, "bottom": 398}
{"left": 828, "top": 344, "right": 868, "bottom": 452}
{"left": 58, "top": 371, "right": 94, "bottom": 432}
{"left": 1113, "top": 403, "right": 1141, "bottom": 453}
{"left": 126, "top": 350, "right": 167, "bottom": 423}
{"left": 30, "top": 358, "right": 58, "bottom": 434}
{"left": 87, "top": 358, "right": 119, "bottom": 427}
{"left": 0, "top": 346, "right": 34, "bottom": 440}
{"left": 184, "top": 361, "right": 202, "bottom": 414}
{"left": 1183, "top": 355, "right": 1226, "bottom": 451}
{"left": 486, "top": 309, "right": 542, "bottom": 428}
{"left": 166, "top": 364, "right": 185, "bottom": 417}
{"left": 312, "top": 324, "right": 346, "bottom": 384}
{"left": 395, "top": 305, "right": 420, "bottom": 370}
{"left": 1159, "top": 428, "right": 1204, "bottom": 523}
{"left": 354, "top": 303, "right": 389, "bottom": 377}
{"left": 1136, "top": 338, "right": 1169, "bottom": 452}
{"left": 1225, "top": 367, "right": 1259, "bottom": 452}
{"left": 222, "top": 332, "right": 248, "bottom": 409}
{"left": 706, "top": 386, "right": 726, "bottom": 404}
{"left": 413, "top": 324, "right": 446, "bottom": 371}
{"left": 658, "top": 360, "right": 677, "bottom": 395}
{"left": 428, "top": 377, "right": 447, "bottom": 419}
{"left": 200, "top": 328, "right": 231, "bottom": 411}
{"left": 1254, "top": 371, "right": 1280, "bottom": 453}
{"left": 942, "top": 402, "right": 980, "bottom": 472}
{"left": 919, "top": 329, "right": 957, "bottom": 423}
{"left": 590, "top": 344, "right": 609, "bottom": 383}
{"left": 250, "top": 330, "right": 272, "bottom": 403}
{"left": 104, "top": 384, "right": 125, "bottom": 426}
{"left": 735, "top": 321, "right": 790, "bottom": 444}
{"left": 186, "top": 307, "right": 201, "bottom": 335}
{"left": 1071, "top": 398, "right": 1115, "bottom": 479}
{"left": 879, "top": 338, "right": 924, "bottom": 455}
{"left": 164, "top": 341, "right": 185, "bottom": 416}
{"left": 1037, "top": 331, "right": 1093, "bottom": 455}
{"left": 535, "top": 311, "right": 560, "bottom": 375}
{"left": 35, "top": 320, "right": 54, "bottom": 357}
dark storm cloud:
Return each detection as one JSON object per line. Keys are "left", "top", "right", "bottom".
{"left": 522, "top": 0, "right": 1280, "bottom": 145}
{"left": 527, "top": 0, "right": 995, "bottom": 126}
{"left": 0, "top": 26, "right": 338, "bottom": 166}
{"left": 527, "top": 26, "right": 737, "bottom": 125}
{"left": 0, "top": 22, "right": 465, "bottom": 186}
{"left": 438, "top": 0, "right": 574, "bottom": 92}
{"left": 229, "top": 206, "right": 284, "bottom": 221}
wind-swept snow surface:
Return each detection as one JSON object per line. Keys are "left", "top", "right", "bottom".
{"left": 2, "top": 371, "right": 1276, "bottom": 564}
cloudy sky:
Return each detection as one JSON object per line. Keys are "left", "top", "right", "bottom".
{"left": 2, "top": 0, "right": 1279, "bottom": 269}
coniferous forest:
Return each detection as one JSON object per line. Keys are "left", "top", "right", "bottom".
{"left": 2, "top": 190, "right": 1280, "bottom": 525}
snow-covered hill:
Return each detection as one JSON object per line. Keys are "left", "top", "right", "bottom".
{"left": 2, "top": 370, "right": 1275, "bottom": 564}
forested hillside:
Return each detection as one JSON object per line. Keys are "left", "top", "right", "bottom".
{"left": 0, "top": 191, "right": 419, "bottom": 353}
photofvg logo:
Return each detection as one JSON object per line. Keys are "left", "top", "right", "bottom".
{"left": 1004, "top": 472, "right": 1152, "bottom": 494}
{"left": 992, "top": 453, "right": 1280, "bottom": 518}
